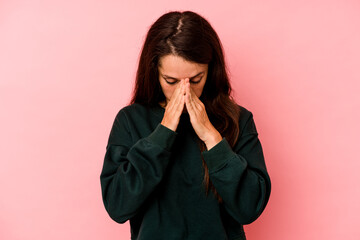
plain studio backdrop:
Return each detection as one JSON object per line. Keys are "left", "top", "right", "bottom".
{"left": 1, "top": 0, "right": 359, "bottom": 239}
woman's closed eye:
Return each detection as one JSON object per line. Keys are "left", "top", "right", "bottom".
{"left": 190, "top": 76, "right": 203, "bottom": 84}
{"left": 163, "top": 75, "right": 203, "bottom": 85}
{"left": 164, "top": 78, "right": 178, "bottom": 85}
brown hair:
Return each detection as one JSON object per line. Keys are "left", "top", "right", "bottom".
{"left": 130, "top": 11, "right": 240, "bottom": 202}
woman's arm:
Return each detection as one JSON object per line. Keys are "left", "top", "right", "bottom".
{"left": 100, "top": 109, "right": 177, "bottom": 223}
{"left": 202, "top": 111, "right": 271, "bottom": 225}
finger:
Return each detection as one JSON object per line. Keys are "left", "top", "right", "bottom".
{"left": 187, "top": 85, "right": 200, "bottom": 114}
{"left": 170, "top": 81, "right": 182, "bottom": 102}
{"left": 172, "top": 80, "right": 185, "bottom": 112}
{"left": 188, "top": 86, "right": 198, "bottom": 102}
{"left": 185, "top": 82, "right": 198, "bottom": 119}
{"left": 177, "top": 80, "right": 186, "bottom": 104}
{"left": 180, "top": 79, "right": 186, "bottom": 97}
{"left": 185, "top": 82, "right": 193, "bottom": 111}
{"left": 169, "top": 80, "right": 184, "bottom": 106}
{"left": 175, "top": 81, "right": 185, "bottom": 108}
{"left": 188, "top": 87, "right": 204, "bottom": 112}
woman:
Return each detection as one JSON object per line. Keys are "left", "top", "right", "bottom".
{"left": 100, "top": 11, "right": 271, "bottom": 240}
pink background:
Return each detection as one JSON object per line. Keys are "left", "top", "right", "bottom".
{"left": 1, "top": 0, "right": 359, "bottom": 239}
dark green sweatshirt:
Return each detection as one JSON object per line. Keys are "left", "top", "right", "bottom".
{"left": 100, "top": 103, "right": 271, "bottom": 240}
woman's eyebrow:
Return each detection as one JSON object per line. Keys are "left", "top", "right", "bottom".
{"left": 162, "top": 72, "right": 204, "bottom": 81}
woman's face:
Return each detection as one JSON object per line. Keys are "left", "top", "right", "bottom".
{"left": 158, "top": 54, "right": 208, "bottom": 105}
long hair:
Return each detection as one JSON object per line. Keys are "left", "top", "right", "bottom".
{"left": 130, "top": 11, "right": 240, "bottom": 202}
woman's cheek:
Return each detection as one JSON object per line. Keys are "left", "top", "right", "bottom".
{"left": 192, "top": 86, "right": 203, "bottom": 98}
{"left": 165, "top": 86, "right": 176, "bottom": 101}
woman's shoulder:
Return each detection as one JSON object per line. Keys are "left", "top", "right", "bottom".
{"left": 118, "top": 103, "right": 147, "bottom": 113}
{"left": 238, "top": 104, "right": 260, "bottom": 137}
{"left": 237, "top": 104, "right": 253, "bottom": 121}
{"left": 237, "top": 104, "right": 258, "bottom": 134}
{"left": 114, "top": 103, "right": 162, "bottom": 121}
{"left": 114, "top": 103, "right": 145, "bottom": 117}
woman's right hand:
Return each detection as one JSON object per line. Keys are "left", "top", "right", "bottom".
{"left": 160, "top": 79, "right": 186, "bottom": 131}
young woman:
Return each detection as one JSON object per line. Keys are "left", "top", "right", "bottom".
{"left": 100, "top": 11, "right": 271, "bottom": 240}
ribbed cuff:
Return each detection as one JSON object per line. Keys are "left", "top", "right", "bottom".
{"left": 202, "top": 138, "right": 235, "bottom": 172}
{"left": 146, "top": 124, "right": 177, "bottom": 151}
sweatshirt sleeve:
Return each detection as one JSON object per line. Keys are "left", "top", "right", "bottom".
{"left": 100, "top": 109, "right": 177, "bottom": 223}
{"left": 201, "top": 111, "right": 271, "bottom": 225}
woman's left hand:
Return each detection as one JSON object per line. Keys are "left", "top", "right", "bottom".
{"left": 184, "top": 79, "right": 223, "bottom": 150}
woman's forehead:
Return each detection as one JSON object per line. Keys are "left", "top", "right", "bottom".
{"left": 158, "top": 54, "right": 208, "bottom": 78}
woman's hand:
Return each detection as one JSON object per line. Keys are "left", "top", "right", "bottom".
{"left": 161, "top": 79, "right": 185, "bottom": 132}
{"left": 184, "top": 79, "right": 222, "bottom": 150}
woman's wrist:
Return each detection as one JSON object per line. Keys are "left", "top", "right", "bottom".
{"left": 204, "top": 130, "right": 222, "bottom": 150}
{"left": 161, "top": 119, "right": 177, "bottom": 132}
